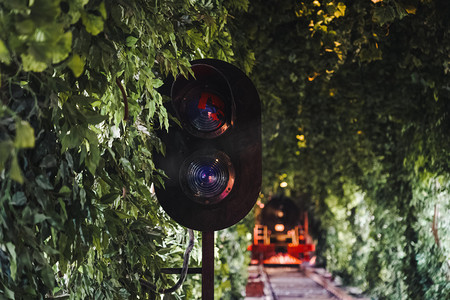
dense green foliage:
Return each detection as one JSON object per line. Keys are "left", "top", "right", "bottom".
{"left": 0, "top": 0, "right": 251, "bottom": 299}
{"left": 1, "top": 0, "right": 449, "bottom": 299}
{"left": 231, "top": 0, "right": 449, "bottom": 299}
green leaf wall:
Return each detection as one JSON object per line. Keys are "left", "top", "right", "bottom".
{"left": 0, "top": 0, "right": 251, "bottom": 298}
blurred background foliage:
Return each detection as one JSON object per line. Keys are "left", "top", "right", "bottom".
{"left": 230, "top": 0, "right": 449, "bottom": 299}
{"left": 0, "top": 0, "right": 449, "bottom": 299}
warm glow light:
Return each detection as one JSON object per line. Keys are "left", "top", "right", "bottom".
{"left": 277, "top": 211, "right": 284, "bottom": 218}
{"left": 280, "top": 182, "right": 288, "bottom": 188}
{"left": 263, "top": 253, "right": 302, "bottom": 265}
{"left": 308, "top": 72, "right": 319, "bottom": 81}
{"left": 275, "top": 224, "right": 285, "bottom": 232}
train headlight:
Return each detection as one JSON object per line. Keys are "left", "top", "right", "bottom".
{"left": 275, "top": 224, "right": 285, "bottom": 232}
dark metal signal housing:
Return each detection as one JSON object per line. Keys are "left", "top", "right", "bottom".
{"left": 155, "top": 59, "right": 261, "bottom": 231}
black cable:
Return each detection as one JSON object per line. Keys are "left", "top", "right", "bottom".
{"left": 140, "top": 228, "right": 195, "bottom": 294}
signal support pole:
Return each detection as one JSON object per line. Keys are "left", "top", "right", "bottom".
{"left": 202, "top": 231, "right": 215, "bottom": 299}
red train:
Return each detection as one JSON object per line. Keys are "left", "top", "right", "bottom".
{"left": 249, "top": 195, "right": 315, "bottom": 265}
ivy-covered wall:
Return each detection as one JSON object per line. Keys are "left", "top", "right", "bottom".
{"left": 0, "top": 0, "right": 251, "bottom": 299}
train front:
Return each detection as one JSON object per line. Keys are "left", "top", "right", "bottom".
{"left": 249, "top": 195, "right": 315, "bottom": 265}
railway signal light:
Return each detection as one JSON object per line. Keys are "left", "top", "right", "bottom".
{"left": 155, "top": 59, "right": 261, "bottom": 231}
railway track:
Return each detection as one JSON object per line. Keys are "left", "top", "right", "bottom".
{"left": 245, "top": 265, "right": 360, "bottom": 300}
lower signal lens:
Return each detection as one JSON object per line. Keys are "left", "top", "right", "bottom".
{"left": 180, "top": 151, "right": 235, "bottom": 205}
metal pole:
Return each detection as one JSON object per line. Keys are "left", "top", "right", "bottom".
{"left": 202, "top": 231, "right": 215, "bottom": 300}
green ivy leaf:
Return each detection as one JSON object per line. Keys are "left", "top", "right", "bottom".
{"left": 126, "top": 36, "right": 139, "bottom": 47}
{"left": 51, "top": 31, "right": 73, "bottom": 64}
{"left": 86, "top": 146, "right": 100, "bottom": 175}
{"left": 0, "top": 284, "right": 15, "bottom": 299}
{"left": 0, "top": 39, "right": 11, "bottom": 65}
{"left": 58, "top": 185, "right": 72, "bottom": 194}
{"left": 35, "top": 174, "right": 54, "bottom": 190}
{"left": 14, "top": 120, "right": 35, "bottom": 148}
{"left": 58, "top": 198, "right": 68, "bottom": 221}
{"left": 99, "top": 1, "right": 107, "bottom": 19}
{"left": 40, "top": 264, "right": 55, "bottom": 289}
{"left": 11, "top": 192, "right": 27, "bottom": 206}
{"left": 10, "top": 154, "right": 23, "bottom": 184}
{"left": 15, "top": 19, "right": 35, "bottom": 35}
{"left": 67, "top": 54, "right": 85, "bottom": 77}
{"left": 39, "top": 154, "right": 57, "bottom": 168}
{"left": 21, "top": 52, "right": 48, "bottom": 72}
{"left": 169, "top": 33, "right": 177, "bottom": 54}
{"left": 100, "top": 193, "right": 120, "bottom": 204}
{"left": 5, "top": 243, "right": 17, "bottom": 281}
{"left": 84, "top": 111, "right": 108, "bottom": 124}
{"left": 115, "top": 211, "right": 132, "bottom": 219}
{"left": 372, "top": 6, "right": 396, "bottom": 25}
{"left": 0, "top": 141, "right": 13, "bottom": 171}
{"left": 34, "top": 213, "right": 49, "bottom": 224}
{"left": 81, "top": 11, "right": 104, "bottom": 36}
{"left": 61, "top": 125, "right": 85, "bottom": 152}
{"left": 64, "top": 0, "right": 89, "bottom": 24}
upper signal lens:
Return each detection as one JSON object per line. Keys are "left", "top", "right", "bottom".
{"left": 186, "top": 91, "right": 226, "bottom": 132}
{"left": 178, "top": 87, "right": 231, "bottom": 138}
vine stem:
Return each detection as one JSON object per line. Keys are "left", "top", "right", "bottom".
{"left": 432, "top": 203, "right": 450, "bottom": 280}
{"left": 432, "top": 203, "right": 440, "bottom": 248}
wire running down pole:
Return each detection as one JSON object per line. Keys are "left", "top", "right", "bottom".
{"left": 140, "top": 229, "right": 195, "bottom": 294}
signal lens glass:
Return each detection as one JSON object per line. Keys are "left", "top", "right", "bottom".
{"left": 180, "top": 151, "right": 235, "bottom": 205}
{"left": 186, "top": 92, "right": 226, "bottom": 132}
